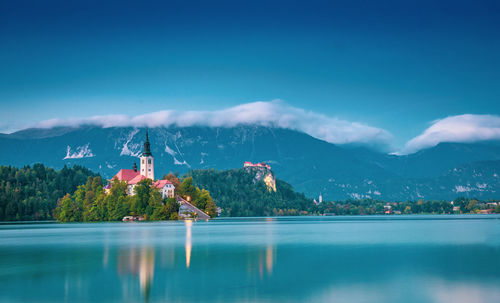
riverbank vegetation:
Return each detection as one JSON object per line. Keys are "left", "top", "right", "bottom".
{"left": 310, "top": 197, "right": 500, "bottom": 215}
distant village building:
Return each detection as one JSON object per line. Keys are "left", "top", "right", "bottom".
{"left": 110, "top": 131, "right": 175, "bottom": 199}
{"left": 314, "top": 193, "right": 323, "bottom": 205}
{"left": 384, "top": 204, "right": 393, "bottom": 214}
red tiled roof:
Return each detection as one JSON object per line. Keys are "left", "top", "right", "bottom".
{"left": 113, "top": 169, "right": 139, "bottom": 182}
{"left": 153, "top": 179, "right": 173, "bottom": 189}
{"left": 128, "top": 174, "right": 147, "bottom": 185}
{"left": 243, "top": 161, "right": 271, "bottom": 169}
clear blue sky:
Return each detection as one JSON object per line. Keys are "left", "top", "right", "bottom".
{"left": 1, "top": 0, "right": 499, "bottom": 148}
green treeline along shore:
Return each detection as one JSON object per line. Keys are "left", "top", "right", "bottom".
{"left": 1, "top": 164, "right": 500, "bottom": 222}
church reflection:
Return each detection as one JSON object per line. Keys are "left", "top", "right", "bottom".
{"left": 111, "top": 220, "right": 278, "bottom": 302}
{"left": 117, "top": 246, "right": 155, "bottom": 302}
{"left": 114, "top": 221, "right": 194, "bottom": 302}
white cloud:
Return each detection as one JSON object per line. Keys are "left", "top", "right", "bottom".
{"left": 398, "top": 114, "right": 500, "bottom": 155}
{"left": 33, "top": 100, "right": 393, "bottom": 147}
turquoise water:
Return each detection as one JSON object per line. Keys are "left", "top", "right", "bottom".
{"left": 1, "top": 215, "right": 500, "bottom": 303}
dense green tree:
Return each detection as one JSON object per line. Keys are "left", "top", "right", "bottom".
{"left": 163, "top": 173, "right": 181, "bottom": 191}
{"left": 466, "top": 199, "right": 479, "bottom": 213}
{"left": 146, "top": 188, "right": 163, "bottom": 219}
{"left": 178, "top": 177, "right": 198, "bottom": 201}
{"left": 132, "top": 179, "right": 153, "bottom": 215}
{"left": 0, "top": 164, "right": 96, "bottom": 221}
{"left": 149, "top": 196, "right": 178, "bottom": 221}
{"left": 54, "top": 194, "right": 76, "bottom": 222}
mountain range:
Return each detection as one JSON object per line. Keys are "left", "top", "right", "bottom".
{"left": 1, "top": 125, "right": 500, "bottom": 201}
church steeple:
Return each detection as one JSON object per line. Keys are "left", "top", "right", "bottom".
{"left": 142, "top": 131, "right": 152, "bottom": 157}
{"left": 140, "top": 130, "right": 155, "bottom": 180}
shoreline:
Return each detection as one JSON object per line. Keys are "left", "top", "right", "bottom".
{"left": 1, "top": 213, "right": 499, "bottom": 224}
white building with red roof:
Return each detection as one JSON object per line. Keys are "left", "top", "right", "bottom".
{"left": 153, "top": 180, "right": 175, "bottom": 199}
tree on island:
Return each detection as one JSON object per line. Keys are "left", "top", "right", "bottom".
{"left": 177, "top": 177, "right": 217, "bottom": 217}
{"left": 163, "top": 172, "right": 181, "bottom": 190}
{"left": 52, "top": 173, "right": 217, "bottom": 222}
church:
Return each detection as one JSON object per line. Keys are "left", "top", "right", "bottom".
{"left": 110, "top": 131, "right": 175, "bottom": 199}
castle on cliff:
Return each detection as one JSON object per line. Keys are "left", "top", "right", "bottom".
{"left": 243, "top": 161, "right": 276, "bottom": 192}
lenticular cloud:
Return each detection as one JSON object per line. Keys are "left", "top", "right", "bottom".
{"left": 34, "top": 100, "right": 393, "bottom": 147}
{"left": 399, "top": 114, "right": 500, "bottom": 155}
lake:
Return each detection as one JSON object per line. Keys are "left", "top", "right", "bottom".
{"left": 1, "top": 215, "right": 500, "bottom": 302}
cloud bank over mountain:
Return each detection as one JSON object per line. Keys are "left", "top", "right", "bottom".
{"left": 399, "top": 114, "right": 500, "bottom": 155}
{"left": 35, "top": 100, "right": 394, "bottom": 147}
{"left": 27, "top": 102, "right": 500, "bottom": 155}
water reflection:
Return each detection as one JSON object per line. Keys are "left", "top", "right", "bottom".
{"left": 264, "top": 218, "right": 275, "bottom": 276}
{"left": 114, "top": 220, "right": 193, "bottom": 302}
{"left": 266, "top": 245, "right": 273, "bottom": 275}
{"left": 185, "top": 220, "right": 192, "bottom": 269}
{"left": 252, "top": 219, "right": 276, "bottom": 279}
{"left": 117, "top": 246, "right": 155, "bottom": 302}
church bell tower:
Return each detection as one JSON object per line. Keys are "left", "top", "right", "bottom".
{"left": 140, "top": 131, "right": 154, "bottom": 180}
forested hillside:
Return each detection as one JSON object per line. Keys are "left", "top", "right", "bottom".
{"left": 0, "top": 164, "right": 97, "bottom": 221}
{"left": 188, "top": 168, "right": 313, "bottom": 216}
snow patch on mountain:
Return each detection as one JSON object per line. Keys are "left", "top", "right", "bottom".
{"left": 63, "top": 143, "right": 95, "bottom": 159}
{"left": 174, "top": 157, "right": 190, "bottom": 167}
{"left": 165, "top": 144, "right": 176, "bottom": 156}
{"left": 476, "top": 183, "right": 487, "bottom": 189}
{"left": 200, "top": 152, "right": 208, "bottom": 164}
{"left": 454, "top": 183, "right": 489, "bottom": 193}
{"left": 454, "top": 185, "right": 473, "bottom": 193}
{"left": 120, "top": 129, "right": 141, "bottom": 157}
